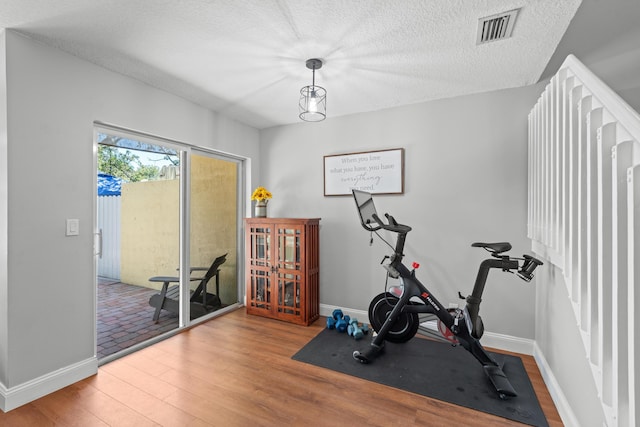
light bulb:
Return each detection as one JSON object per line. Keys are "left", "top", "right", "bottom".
{"left": 308, "top": 90, "right": 318, "bottom": 113}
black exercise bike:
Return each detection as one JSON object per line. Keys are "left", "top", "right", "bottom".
{"left": 351, "top": 190, "right": 543, "bottom": 398}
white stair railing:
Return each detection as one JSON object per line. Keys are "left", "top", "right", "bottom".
{"left": 528, "top": 54, "right": 640, "bottom": 427}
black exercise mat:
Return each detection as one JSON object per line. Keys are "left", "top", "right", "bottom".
{"left": 292, "top": 329, "right": 548, "bottom": 427}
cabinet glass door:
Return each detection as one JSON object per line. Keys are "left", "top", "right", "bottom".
{"left": 248, "top": 226, "right": 272, "bottom": 310}
{"left": 276, "top": 226, "right": 303, "bottom": 317}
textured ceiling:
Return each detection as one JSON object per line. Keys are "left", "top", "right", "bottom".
{"left": 0, "top": 0, "right": 582, "bottom": 129}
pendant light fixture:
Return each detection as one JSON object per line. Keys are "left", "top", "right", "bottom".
{"left": 299, "top": 58, "right": 326, "bottom": 122}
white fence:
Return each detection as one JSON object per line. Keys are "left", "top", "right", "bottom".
{"left": 97, "top": 195, "right": 121, "bottom": 280}
{"left": 528, "top": 54, "right": 640, "bottom": 427}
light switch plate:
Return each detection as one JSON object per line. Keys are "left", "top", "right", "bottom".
{"left": 66, "top": 219, "right": 79, "bottom": 236}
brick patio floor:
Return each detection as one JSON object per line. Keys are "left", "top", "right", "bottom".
{"left": 97, "top": 277, "right": 179, "bottom": 359}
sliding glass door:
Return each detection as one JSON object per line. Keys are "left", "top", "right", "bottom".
{"left": 95, "top": 125, "right": 244, "bottom": 361}
{"left": 96, "top": 131, "right": 182, "bottom": 359}
{"left": 188, "top": 152, "right": 239, "bottom": 320}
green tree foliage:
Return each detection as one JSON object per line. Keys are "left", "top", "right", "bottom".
{"left": 98, "top": 145, "right": 161, "bottom": 182}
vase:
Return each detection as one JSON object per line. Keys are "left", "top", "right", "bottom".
{"left": 255, "top": 200, "right": 268, "bottom": 218}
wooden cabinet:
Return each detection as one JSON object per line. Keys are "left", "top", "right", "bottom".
{"left": 245, "top": 218, "right": 320, "bottom": 326}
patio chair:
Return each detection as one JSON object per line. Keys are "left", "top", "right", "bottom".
{"left": 148, "top": 253, "right": 227, "bottom": 323}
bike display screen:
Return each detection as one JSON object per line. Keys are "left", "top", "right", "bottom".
{"left": 353, "top": 189, "right": 380, "bottom": 230}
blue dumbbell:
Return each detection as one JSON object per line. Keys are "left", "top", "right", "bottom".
{"left": 332, "top": 309, "right": 350, "bottom": 333}
{"left": 348, "top": 318, "right": 364, "bottom": 340}
{"left": 326, "top": 316, "right": 336, "bottom": 329}
{"left": 337, "top": 315, "right": 350, "bottom": 333}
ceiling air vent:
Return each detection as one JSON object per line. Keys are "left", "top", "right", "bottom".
{"left": 477, "top": 8, "right": 519, "bottom": 44}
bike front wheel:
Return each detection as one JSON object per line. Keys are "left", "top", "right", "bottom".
{"left": 368, "top": 292, "right": 419, "bottom": 343}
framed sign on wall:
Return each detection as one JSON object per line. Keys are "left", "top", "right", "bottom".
{"left": 323, "top": 148, "right": 404, "bottom": 196}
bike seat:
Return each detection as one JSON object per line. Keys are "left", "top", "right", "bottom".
{"left": 471, "top": 242, "right": 512, "bottom": 254}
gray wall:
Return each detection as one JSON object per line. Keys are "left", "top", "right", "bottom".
{"left": 261, "top": 83, "right": 544, "bottom": 340}
{"left": 0, "top": 31, "right": 259, "bottom": 392}
{"left": 0, "top": 31, "right": 8, "bottom": 388}
{"left": 535, "top": 265, "right": 605, "bottom": 426}
{"left": 543, "top": 0, "right": 640, "bottom": 111}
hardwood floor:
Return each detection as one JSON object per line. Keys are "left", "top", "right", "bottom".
{"left": 0, "top": 308, "right": 563, "bottom": 426}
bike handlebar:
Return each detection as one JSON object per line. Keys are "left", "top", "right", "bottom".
{"left": 516, "top": 254, "right": 544, "bottom": 282}
{"left": 371, "top": 213, "right": 412, "bottom": 234}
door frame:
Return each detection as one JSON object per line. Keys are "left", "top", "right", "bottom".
{"left": 93, "top": 121, "right": 247, "bottom": 362}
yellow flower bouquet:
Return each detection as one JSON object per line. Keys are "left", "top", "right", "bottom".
{"left": 252, "top": 186, "right": 272, "bottom": 217}
{"left": 251, "top": 186, "right": 273, "bottom": 202}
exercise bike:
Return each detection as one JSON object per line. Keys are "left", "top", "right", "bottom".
{"left": 351, "top": 189, "right": 543, "bottom": 399}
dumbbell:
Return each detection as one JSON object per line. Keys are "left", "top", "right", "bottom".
{"left": 347, "top": 318, "right": 364, "bottom": 340}
{"left": 326, "top": 316, "right": 336, "bottom": 329}
{"left": 332, "top": 309, "right": 350, "bottom": 333}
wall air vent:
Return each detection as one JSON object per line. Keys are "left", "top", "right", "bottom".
{"left": 477, "top": 9, "right": 519, "bottom": 44}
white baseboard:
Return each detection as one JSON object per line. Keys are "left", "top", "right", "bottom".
{"left": 481, "top": 331, "right": 534, "bottom": 355}
{"left": 319, "top": 303, "right": 533, "bottom": 354}
{"left": 533, "top": 342, "right": 579, "bottom": 427}
{"left": 0, "top": 357, "right": 98, "bottom": 412}
{"left": 320, "top": 303, "right": 368, "bottom": 323}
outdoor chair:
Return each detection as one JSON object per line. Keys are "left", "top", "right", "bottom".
{"left": 148, "top": 253, "right": 227, "bottom": 322}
